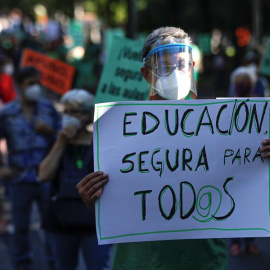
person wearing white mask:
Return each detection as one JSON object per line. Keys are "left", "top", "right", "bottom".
{"left": 39, "top": 89, "right": 111, "bottom": 270}
{"left": 76, "top": 27, "right": 270, "bottom": 270}
{"left": 0, "top": 66, "right": 60, "bottom": 270}
{"left": 141, "top": 36, "right": 197, "bottom": 101}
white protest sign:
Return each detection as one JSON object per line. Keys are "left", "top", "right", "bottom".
{"left": 94, "top": 98, "right": 270, "bottom": 245}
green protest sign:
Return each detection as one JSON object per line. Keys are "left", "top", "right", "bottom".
{"left": 74, "top": 61, "right": 97, "bottom": 89}
{"left": 197, "top": 34, "right": 211, "bottom": 55}
{"left": 67, "top": 19, "right": 85, "bottom": 48}
{"left": 104, "top": 28, "right": 125, "bottom": 55}
{"left": 94, "top": 36, "right": 148, "bottom": 103}
{"left": 259, "top": 39, "right": 270, "bottom": 76}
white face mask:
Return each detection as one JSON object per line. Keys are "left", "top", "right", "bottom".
{"left": 24, "top": 84, "right": 42, "bottom": 101}
{"left": 155, "top": 70, "right": 191, "bottom": 100}
{"left": 61, "top": 114, "right": 82, "bottom": 129}
{"left": 3, "top": 64, "right": 14, "bottom": 75}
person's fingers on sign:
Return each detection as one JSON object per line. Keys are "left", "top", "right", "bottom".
{"left": 260, "top": 139, "right": 270, "bottom": 158}
{"left": 76, "top": 171, "right": 109, "bottom": 210}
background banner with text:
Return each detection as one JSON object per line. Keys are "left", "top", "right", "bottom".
{"left": 21, "top": 48, "right": 75, "bottom": 95}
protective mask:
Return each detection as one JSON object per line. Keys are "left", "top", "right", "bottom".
{"left": 24, "top": 84, "right": 42, "bottom": 101}
{"left": 155, "top": 70, "right": 191, "bottom": 100}
{"left": 3, "top": 64, "right": 14, "bottom": 75}
{"left": 61, "top": 114, "right": 82, "bottom": 129}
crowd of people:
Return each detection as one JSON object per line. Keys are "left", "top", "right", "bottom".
{"left": 0, "top": 8, "right": 269, "bottom": 270}
{"left": 0, "top": 66, "right": 112, "bottom": 270}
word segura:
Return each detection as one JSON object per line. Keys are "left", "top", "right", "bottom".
{"left": 123, "top": 101, "right": 268, "bottom": 137}
{"left": 134, "top": 177, "right": 235, "bottom": 222}
{"left": 120, "top": 146, "right": 263, "bottom": 177}
{"left": 120, "top": 146, "right": 209, "bottom": 177}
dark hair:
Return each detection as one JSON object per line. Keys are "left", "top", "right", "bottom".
{"left": 142, "top": 27, "right": 191, "bottom": 60}
{"left": 14, "top": 66, "right": 40, "bottom": 84}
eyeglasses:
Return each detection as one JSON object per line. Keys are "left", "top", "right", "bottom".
{"left": 154, "top": 61, "right": 193, "bottom": 77}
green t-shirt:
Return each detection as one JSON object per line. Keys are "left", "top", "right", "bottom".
{"left": 112, "top": 92, "right": 228, "bottom": 269}
{"left": 112, "top": 239, "right": 228, "bottom": 270}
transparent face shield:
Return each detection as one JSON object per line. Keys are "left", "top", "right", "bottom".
{"left": 143, "top": 43, "right": 197, "bottom": 100}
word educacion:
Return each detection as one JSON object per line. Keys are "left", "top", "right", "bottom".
{"left": 123, "top": 101, "right": 268, "bottom": 137}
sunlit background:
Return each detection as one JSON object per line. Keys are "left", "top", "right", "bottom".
{"left": 0, "top": 0, "right": 268, "bottom": 98}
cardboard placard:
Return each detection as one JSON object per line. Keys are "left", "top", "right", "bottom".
{"left": 21, "top": 49, "right": 75, "bottom": 95}
{"left": 94, "top": 36, "right": 148, "bottom": 104}
{"left": 94, "top": 98, "right": 270, "bottom": 244}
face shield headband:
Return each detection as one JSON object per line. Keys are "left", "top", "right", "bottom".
{"left": 143, "top": 43, "right": 197, "bottom": 100}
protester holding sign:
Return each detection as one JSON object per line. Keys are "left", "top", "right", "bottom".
{"left": 39, "top": 89, "right": 111, "bottom": 270}
{"left": 76, "top": 27, "right": 230, "bottom": 269}
{"left": 77, "top": 27, "right": 270, "bottom": 269}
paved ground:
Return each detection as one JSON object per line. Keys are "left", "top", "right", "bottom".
{"left": 2, "top": 229, "right": 270, "bottom": 270}
{"left": 0, "top": 193, "right": 116, "bottom": 270}
{"left": 1, "top": 213, "right": 270, "bottom": 270}
{"left": 228, "top": 237, "right": 270, "bottom": 270}
{"left": 0, "top": 83, "right": 267, "bottom": 270}
{"left": 0, "top": 197, "right": 89, "bottom": 270}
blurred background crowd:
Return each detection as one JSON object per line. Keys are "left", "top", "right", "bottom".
{"left": 0, "top": 1, "right": 268, "bottom": 100}
{"left": 0, "top": 0, "right": 269, "bottom": 270}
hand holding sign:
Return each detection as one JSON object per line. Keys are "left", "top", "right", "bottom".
{"left": 77, "top": 171, "right": 109, "bottom": 211}
{"left": 260, "top": 139, "right": 270, "bottom": 158}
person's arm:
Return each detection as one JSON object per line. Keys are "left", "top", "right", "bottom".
{"left": 38, "top": 134, "right": 67, "bottom": 182}
{"left": 39, "top": 124, "right": 81, "bottom": 182}
{"left": 35, "top": 101, "right": 61, "bottom": 137}
{"left": 76, "top": 171, "right": 109, "bottom": 212}
{"left": 35, "top": 120, "right": 58, "bottom": 136}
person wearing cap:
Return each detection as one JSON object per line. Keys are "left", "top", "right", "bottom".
{"left": 76, "top": 27, "right": 270, "bottom": 269}
{"left": 39, "top": 89, "right": 111, "bottom": 270}
{"left": 0, "top": 66, "right": 60, "bottom": 270}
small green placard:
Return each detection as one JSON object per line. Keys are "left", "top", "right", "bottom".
{"left": 259, "top": 39, "right": 270, "bottom": 76}
{"left": 67, "top": 19, "right": 85, "bottom": 48}
{"left": 94, "top": 36, "right": 148, "bottom": 104}
{"left": 197, "top": 34, "right": 211, "bottom": 55}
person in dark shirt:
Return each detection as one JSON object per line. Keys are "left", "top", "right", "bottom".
{"left": 39, "top": 89, "right": 111, "bottom": 270}
{"left": 0, "top": 66, "right": 60, "bottom": 270}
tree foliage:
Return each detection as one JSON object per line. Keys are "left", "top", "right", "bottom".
{"left": 2, "top": 0, "right": 270, "bottom": 38}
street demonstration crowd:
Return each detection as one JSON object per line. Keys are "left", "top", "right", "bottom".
{"left": 0, "top": 8, "right": 269, "bottom": 270}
